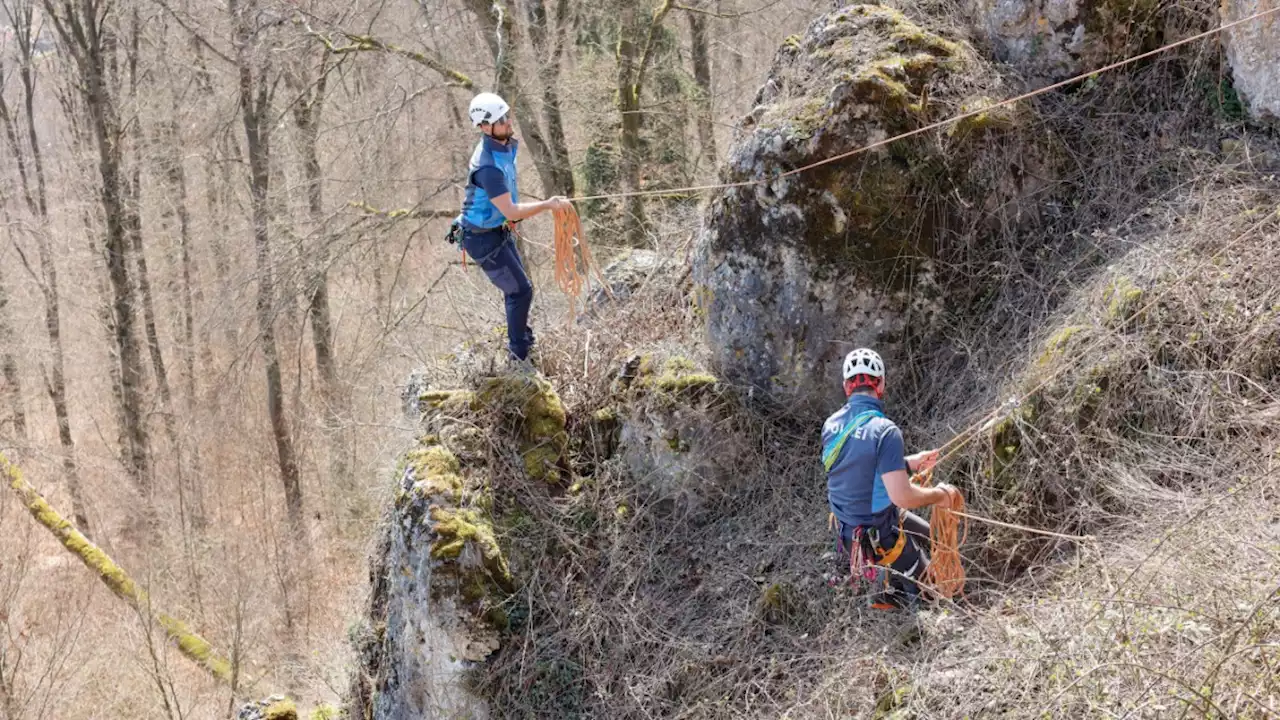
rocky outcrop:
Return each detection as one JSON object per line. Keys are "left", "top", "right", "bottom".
{"left": 692, "top": 5, "right": 1035, "bottom": 407}
{"left": 606, "top": 354, "right": 744, "bottom": 510}
{"left": 967, "top": 0, "right": 1139, "bottom": 81}
{"left": 349, "top": 373, "right": 568, "bottom": 720}
{"left": 1221, "top": 0, "right": 1280, "bottom": 122}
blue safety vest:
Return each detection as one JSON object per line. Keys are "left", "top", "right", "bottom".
{"left": 460, "top": 135, "right": 519, "bottom": 231}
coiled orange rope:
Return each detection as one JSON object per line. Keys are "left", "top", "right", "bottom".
{"left": 552, "top": 204, "right": 609, "bottom": 317}
{"left": 913, "top": 468, "right": 968, "bottom": 599}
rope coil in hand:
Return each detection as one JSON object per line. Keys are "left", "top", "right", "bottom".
{"left": 552, "top": 204, "right": 610, "bottom": 316}
{"left": 913, "top": 468, "right": 968, "bottom": 600}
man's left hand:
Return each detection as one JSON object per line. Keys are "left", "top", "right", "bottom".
{"left": 908, "top": 449, "right": 940, "bottom": 473}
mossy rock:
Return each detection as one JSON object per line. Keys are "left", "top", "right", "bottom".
{"left": 264, "top": 700, "right": 298, "bottom": 720}
{"left": 309, "top": 706, "right": 339, "bottom": 720}
{"left": 970, "top": 0, "right": 1169, "bottom": 82}
{"left": 758, "top": 582, "right": 805, "bottom": 625}
{"left": 631, "top": 355, "right": 720, "bottom": 400}
{"left": 1103, "top": 275, "right": 1145, "bottom": 326}
{"left": 403, "top": 443, "right": 464, "bottom": 503}
{"left": 693, "top": 5, "right": 1032, "bottom": 404}
{"left": 477, "top": 374, "right": 569, "bottom": 483}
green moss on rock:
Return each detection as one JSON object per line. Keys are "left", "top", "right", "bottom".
{"left": 478, "top": 375, "right": 568, "bottom": 483}
{"left": 635, "top": 357, "right": 719, "bottom": 397}
{"left": 406, "top": 444, "right": 464, "bottom": 501}
{"left": 309, "top": 706, "right": 339, "bottom": 720}
{"left": 263, "top": 699, "right": 298, "bottom": 720}
{"left": 1104, "top": 276, "right": 1145, "bottom": 325}
{"left": 429, "top": 506, "right": 513, "bottom": 590}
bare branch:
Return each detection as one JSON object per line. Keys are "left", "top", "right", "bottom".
{"left": 312, "top": 30, "right": 474, "bottom": 89}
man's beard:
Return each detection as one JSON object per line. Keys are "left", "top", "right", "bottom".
{"left": 492, "top": 125, "right": 514, "bottom": 142}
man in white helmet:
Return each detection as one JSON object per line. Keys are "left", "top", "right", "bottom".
{"left": 821, "top": 348, "right": 956, "bottom": 610}
{"left": 453, "top": 91, "right": 570, "bottom": 363}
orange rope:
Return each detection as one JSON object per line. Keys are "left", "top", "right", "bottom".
{"left": 552, "top": 204, "right": 610, "bottom": 317}
{"left": 912, "top": 468, "right": 968, "bottom": 600}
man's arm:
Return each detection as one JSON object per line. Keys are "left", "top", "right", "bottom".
{"left": 490, "top": 192, "right": 569, "bottom": 222}
{"left": 883, "top": 469, "right": 948, "bottom": 509}
{"left": 879, "top": 427, "right": 948, "bottom": 509}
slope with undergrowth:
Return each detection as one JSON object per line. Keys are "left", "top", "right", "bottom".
{"left": 347, "top": 1, "right": 1280, "bottom": 717}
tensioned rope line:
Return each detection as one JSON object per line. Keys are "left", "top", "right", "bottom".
{"left": 570, "top": 4, "right": 1280, "bottom": 204}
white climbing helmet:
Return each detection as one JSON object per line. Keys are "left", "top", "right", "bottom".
{"left": 468, "top": 92, "right": 510, "bottom": 127}
{"left": 842, "top": 348, "right": 885, "bottom": 382}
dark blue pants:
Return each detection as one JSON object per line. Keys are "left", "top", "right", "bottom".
{"left": 462, "top": 227, "right": 535, "bottom": 360}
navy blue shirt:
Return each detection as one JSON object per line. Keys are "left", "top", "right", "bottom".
{"left": 821, "top": 394, "right": 908, "bottom": 527}
{"left": 473, "top": 165, "right": 510, "bottom": 200}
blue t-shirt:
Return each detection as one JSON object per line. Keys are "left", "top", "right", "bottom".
{"left": 473, "top": 165, "right": 510, "bottom": 200}
{"left": 821, "top": 394, "right": 907, "bottom": 527}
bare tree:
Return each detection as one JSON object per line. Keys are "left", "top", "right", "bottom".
{"left": 284, "top": 37, "right": 358, "bottom": 508}
{"left": 0, "top": 260, "right": 24, "bottom": 443}
{"left": 44, "top": 0, "right": 154, "bottom": 510}
{"left": 2, "top": 0, "right": 91, "bottom": 533}
{"left": 152, "top": 11, "right": 208, "bottom": 531}
{"left": 230, "top": 0, "right": 305, "bottom": 531}
{"left": 457, "top": 0, "right": 574, "bottom": 198}
{"left": 524, "top": 0, "right": 575, "bottom": 198}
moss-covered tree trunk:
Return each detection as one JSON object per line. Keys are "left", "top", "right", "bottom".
{"left": 2, "top": 450, "right": 233, "bottom": 684}
{"left": 616, "top": 3, "right": 648, "bottom": 245}
{"left": 615, "top": 0, "right": 673, "bottom": 246}
{"left": 687, "top": 7, "right": 717, "bottom": 173}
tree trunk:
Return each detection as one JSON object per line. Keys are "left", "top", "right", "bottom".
{"left": 616, "top": 3, "right": 648, "bottom": 245}
{"left": 687, "top": 8, "right": 717, "bottom": 173}
{"left": 155, "top": 24, "right": 208, "bottom": 532}
{"left": 525, "top": 0, "right": 575, "bottom": 197}
{"left": 289, "top": 54, "right": 355, "bottom": 510}
{"left": 43, "top": 0, "right": 153, "bottom": 501}
{"left": 0, "top": 264, "right": 25, "bottom": 442}
{"left": 232, "top": 0, "right": 305, "bottom": 532}
{"left": 5, "top": 0, "right": 90, "bottom": 532}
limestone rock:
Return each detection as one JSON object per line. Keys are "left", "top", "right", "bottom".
{"left": 348, "top": 435, "right": 511, "bottom": 720}
{"left": 692, "top": 6, "right": 1023, "bottom": 407}
{"left": 969, "top": 0, "right": 1157, "bottom": 81}
{"left": 587, "top": 248, "right": 681, "bottom": 310}
{"left": 611, "top": 354, "right": 746, "bottom": 509}
{"left": 1221, "top": 0, "right": 1280, "bottom": 123}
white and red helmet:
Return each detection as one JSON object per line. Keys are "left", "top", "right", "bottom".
{"left": 842, "top": 348, "right": 885, "bottom": 387}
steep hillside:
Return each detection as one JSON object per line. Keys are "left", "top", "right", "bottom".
{"left": 344, "top": 3, "right": 1280, "bottom": 719}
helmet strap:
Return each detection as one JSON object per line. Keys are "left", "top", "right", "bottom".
{"left": 844, "top": 376, "right": 884, "bottom": 399}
